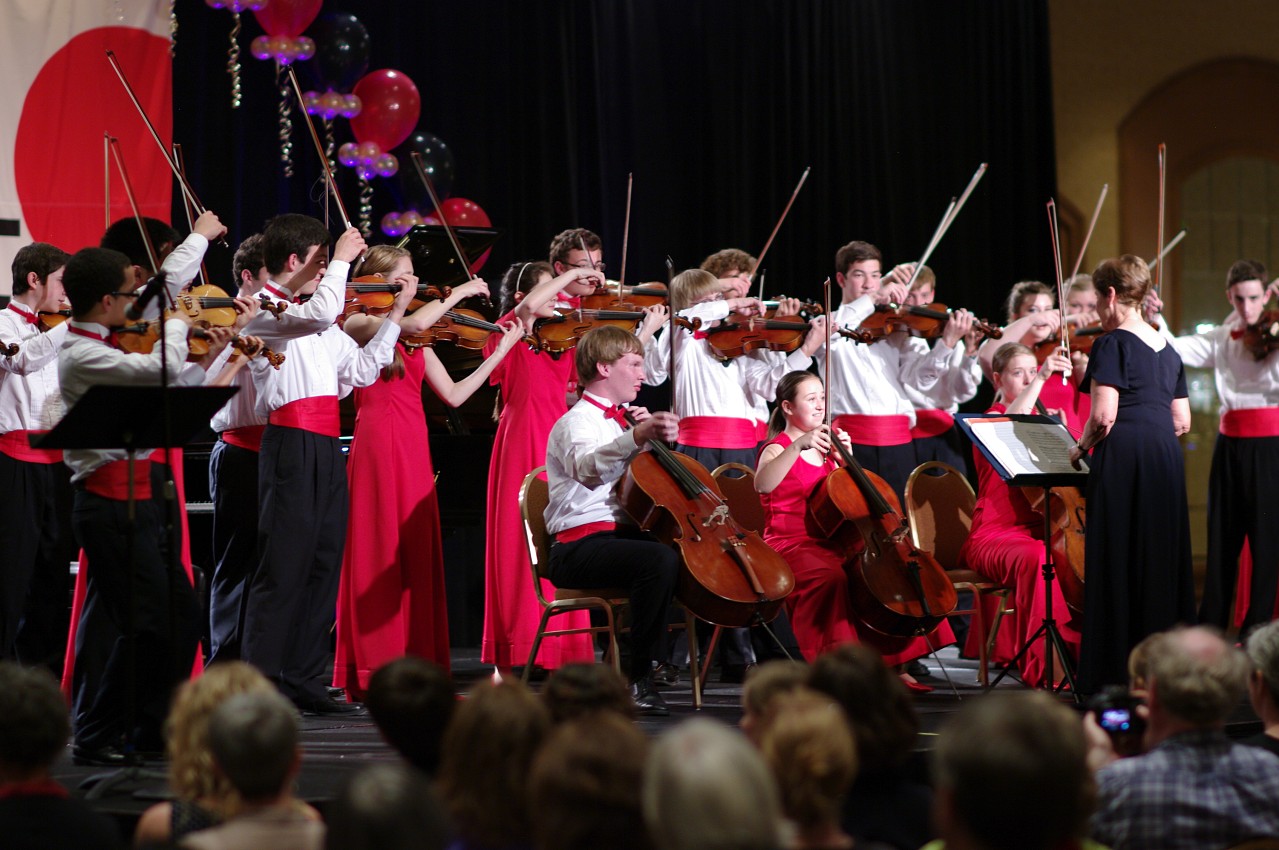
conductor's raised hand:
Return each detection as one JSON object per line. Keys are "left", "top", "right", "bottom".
{"left": 634, "top": 410, "right": 679, "bottom": 447}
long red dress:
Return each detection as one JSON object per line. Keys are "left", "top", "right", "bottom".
{"left": 481, "top": 318, "right": 593, "bottom": 669}
{"left": 958, "top": 403, "right": 1081, "bottom": 686}
{"left": 333, "top": 344, "right": 451, "bottom": 699}
{"left": 759, "top": 433, "right": 945, "bottom": 663}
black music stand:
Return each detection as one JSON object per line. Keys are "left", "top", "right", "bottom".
{"left": 397, "top": 224, "right": 502, "bottom": 288}
{"left": 34, "top": 385, "right": 236, "bottom": 793}
{"left": 955, "top": 413, "right": 1088, "bottom": 703}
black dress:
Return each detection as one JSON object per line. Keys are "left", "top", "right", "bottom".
{"left": 1077, "top": 329, "right": 1195, "bottom": 692}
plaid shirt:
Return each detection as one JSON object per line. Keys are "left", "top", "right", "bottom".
{"left": 1091, "top": 729, "right": 1279, "bottom": 850}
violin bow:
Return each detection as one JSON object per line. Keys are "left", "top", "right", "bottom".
{"left": 410, "top": 151, "right": 475, "bottom": 281}
{"left": 1155, "top": 143, "right": 1167, "bottom": 297}
{"left": 105, "top": 50, "right": 227, "bottom": 248}
{"left": 1047, "top": 199, "right": 1069, "bottom": 386}
{"left": 666, "top": 255, "right": 678, "bottom": 423}
{"left": 748, "top": 167, "right": 810, "bottom": 285}
{"left": 900, "top": 162, "right": 987, "bottom": 292}
{"left": 287, "top": 66, "right": 355, "bottom": 230}
{"left": 173, "top": 143, "right": 212, "bottom": 289}
{"left": 823, "top": 277, "right": 834, "bottom": 454}
{"left": 103, "top": 133, "right": 112, "bottom": 232}
{"left": 1148, "top": 229, "right": 1187, "bottom": 272}
{"left": 106, "top": 135, "right": 163, "bottom": 280}
{"left": 618, "top": 172, "right": 633, "bottom": 299}
{"left": 1069, "top": 184, "right": 1108, "bottom": 280}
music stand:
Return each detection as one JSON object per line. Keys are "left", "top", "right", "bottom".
{"left": 397, "top": 224, "right": 502, "bottom": 288}
{"left": 955, "top": 413, "right": 1088, "bottom": 703}
{"left": 35, "top": 385, "right": 236, "bottom": 793}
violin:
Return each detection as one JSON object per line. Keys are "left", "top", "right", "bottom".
{"left": 112, "top": 321, "right": 284, "bottom": 368}
{"left": 695, "top": 316, "right": 817, "bottom": 361}
{"left": 614, "top": 411, "right": 794, "bottom": 627}
{"left": 1033, "top": 323, "right": 1104, "bottom": 362}
{"left": 38, "top": 310, "right": 72, "bottom": 331}
{"left": 0, "top": 341, "right": 17, "bottom": 357}
{"left": 806, "top": 432, "right": 958, "bottom": 637}
{"left": 531, "top": 307, "right": 648, "bottom": 355}
{"left": 1238, "top": 309, "right": 1279, "bottom": 361}
{"left": 342, "top": 274, "right": 447, "bottom": 320}
{"left": 579, "top": 282, "right": 668, "bottom": 311}
{"left": 858, "top": 302, "right": 1001, "bottom": 342}
{"left": 404, "top": 308, "right": 525, "bottom": 351}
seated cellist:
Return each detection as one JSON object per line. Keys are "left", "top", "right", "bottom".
{"left": 543, "top": 325, "right": 680, "bottom": 716}
{"left": 957, "top": 343, "right": 1082, "bottom": 686}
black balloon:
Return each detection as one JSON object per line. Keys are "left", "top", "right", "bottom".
{"left": 398, "top": 131, "right": 458, "bottom": 206}
{"left": 308, "top": 12, "right": 370, "bottom": 92}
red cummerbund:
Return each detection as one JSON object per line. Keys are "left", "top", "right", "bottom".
{"left": 910, "top": 409, "right": 955, "bottom": 439}
{"left": 754, "top": 420, "right": 769, "bottom": 443}
{"left": 555, "top": 521, "right": 617, "bottom": 544}
{"left": 221, "top": 425, "right": 266, "bottom": 452}
{"left": 678, "top": 416, "right": 758, "bottom": 450}
{"left": 833, "top": 414, "right": 912, "bottom": 447}
{"left": 85, "top": 459, "right": 152, "bottom": 501}
{"left": 269, "top": 396, "right": 341, "bottom": 437}
{"left": 1220, "top": 407, "right": 1279, "bottom": 438}
{"left": 0, "top": 430, "right": 61, "bottom": 464}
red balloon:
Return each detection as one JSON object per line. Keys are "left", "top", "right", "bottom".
{"left": 439, "top": 197, "right": 490, "bottom": 228}
{"left": 253, "top": 0, "right": 322, "bottom": 37}
{"left": 350, "top": 69, "right": 421, "bottom": 152}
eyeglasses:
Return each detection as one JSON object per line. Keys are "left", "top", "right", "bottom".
{"left": 566, "top": 261, "right": 606, "bottom": 273}
{"left": 109, "top": 291, "right": 141, "bottom": 299}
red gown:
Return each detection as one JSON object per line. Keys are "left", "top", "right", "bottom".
{"left": 481, "top": 317, "right": 593, "bottom": 668}
{"left": 333, "top": 344, "right": 451, "bottom": 700}
{"left": 1037, "top": 377, "right": 1087, "bottom": 439}
{"left": 957, "top": 403, "right": 1081, "bottom": 686}
{"left": 759, "top": 433, "right": 945, "bottom": 663}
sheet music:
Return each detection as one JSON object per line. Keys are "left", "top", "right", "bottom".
{"left": 967, "top": 417, "right": 1088, "bottom": 479}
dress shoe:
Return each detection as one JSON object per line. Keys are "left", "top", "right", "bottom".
{"left": 326, "top": 685, "right": 347, "bottom": 700}
{"left": 900, "top": 676, "right": 934, "bottom": 694}
{"left": 294, "top": 695, "right": 362, "bottom": 716}
{"left": 906, "top": 659, "right": 930, "bottom": 679}
{"left": 72, "top": 744, "right": 129, "bottom": 767}
{"left": 718, "top": 663, "right": 756, "bottom": 685}
{"left": 629, "top": 677, "right": 670, "bottom": 717}
{"left": 652, "top": 662, "right": 680, "bottom": 687}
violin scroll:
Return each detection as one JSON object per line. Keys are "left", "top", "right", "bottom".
{"left": 0, "top": 342, "right": 18, "bottom": 357}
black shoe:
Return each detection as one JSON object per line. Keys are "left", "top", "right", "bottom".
{"left": 630, "top": 678, "right": 670, "bottom": 717}
{"left": 907, "top": 659, "right": 930, "bottom": 679}
{"left": 326, "top": 685, "right": 346, "bottom": 699}
{"left": 72, "top": 744, "right": 129, "bottom": 767}
{"left": 652, "top": 662, "right": 680, "bottom": 687}
{"left": 718, "top": 663, "right": 756, "bottom": 685}
{"left": 294, "top": 695, "right": 362, "bottom": 716}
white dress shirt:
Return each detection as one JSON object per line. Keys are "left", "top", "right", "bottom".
{"left": 894, "top": 333, "right": 982, "bottom": 413}
{"left": 544, "top": 390, "right": 642, "bottom": 536}
{"left": 813, "top": 295, "right": 917, "bottom": 422}
{"left": 0, "top": 303, "right": 68, "bottom": 433}
{"left": 1159, "top": 315, "right": 1279, "bottom": 413}
{"left": 206, "top": 346, "right": 264, "bottom": 433}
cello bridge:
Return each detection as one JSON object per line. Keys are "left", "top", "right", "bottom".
{"left": 703, "top": 505, "right": 732, "bottom": 528}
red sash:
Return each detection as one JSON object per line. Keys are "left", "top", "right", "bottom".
{"left": 910, "top": 409, "right": 954, "bottom": 439}
{"left": 754, "top": 420, "right": 769, "bottom": 444}
{"left": 221, "top": 425, "right": 266, "bottom": 452}
{"left": 0, "top": 778, "right": 68, "bottom": 799}
{"left": 1220, "top": 408, "right": 1279, "bottom": 438}
{"left": 269, "top": 396, "right": 341, "bottom": 437}
{"left": 833, "top": 414, "right": 912, "bottom": 447}
{"left": 84, "top": 459, "right": 152, "bottom": 501}
{"left": 677, "top": 416, "right": 757, "bottom": 450}
{"left": 0, "top": 430, "right": 61, "bottom": 464}
{"left": 555, "top": 521, "right": 617, "bottom": 544}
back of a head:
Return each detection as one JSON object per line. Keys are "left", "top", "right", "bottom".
{"left": 0, "top": 662, "right": 69, "bottom": 779}
{"left": 437, "top": 680, "right": 551, "bottom": 849}
{"left": 643, "top": 718, "right": 783, "bottom": 850}
{"left": 933, "top": 691, "right": 1094, "bottom": 850}
{"left": 757, "top": 688, "right": 857, "bottom": 834}
{"left": 324, "top": 763, "right": 450, "bottom": 850}
{"left": 207, "top": 690, "right": 299, "bottom": 803}
{"left": 1149, "top": 625, "right": 1249, "bottom": 727}
{"left": 101, "top": 216, "right": 178, "bottom": 269}
{"left": 543, "top": 663, "right": 634, "bottom": 724}
{"left": 261, "top": 213, "right": 331, "bottom": 276}
{"left": 808, "top": 644, "right": 917, "bottom": 774}
{"left": 366, "top": 657, "right": 455, "bottom": 775}
{"left": 530, "top": 712, "right": 650, "bottom": 850}
{"left": 63, "top": 247, "right": 131, "bottom": 318}
{"left": 1247, "top": 620, "right": 1279, "bottom": 707}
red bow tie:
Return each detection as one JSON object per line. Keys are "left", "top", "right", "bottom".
{"left": 6, "top": 304, "right": 37, "bottom": 325}
{"left": 692, "top": 329, "right": 709, "bottom": 340}
{"left": 582, "top": 395, "right": 628, "bottom": 425}
{"left": 1231, "top": 327, "right": 1246, "bottom": 340}
{"left": 561, "top": 295, "right": 582, "bottom": 309}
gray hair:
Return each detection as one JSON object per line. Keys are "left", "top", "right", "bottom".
{"left": 1246, "top": 620, "right": 1279, "bottom": 704}
{"left": 1148, "top": 626, "right": 1249, "bottom": 726}
{"left": 207, "top": 690, "right": 299, "bottom": 801}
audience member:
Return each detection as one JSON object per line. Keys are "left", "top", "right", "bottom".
{"left": 0, "top": 662, "right": 123, "bottom": 850}
{"left": 180, "top": 691, "right": 324, "bottom": 850}
{"left": 542, "top": 663, "right": 634, "bottom": 724}
{"left": 1245, "top": 620, "right": 1279, "bottom": 759}
{"left": 643, "top": 718, "right": 785, "bottom": 850}
{"left": 436, "top": 680, "right": 550, "bottom": 850}
{"left": 756, "top": 688, "right": 881, "bottom": 850}
{"left": 365, "top": 657, "right": 456, "bottom": 775}
{"left": 807, "top": 645, "right": 933, "bottom": 850}
{"left": 1089, "top": 625, "right": 1279, "bottom": 850}
{"left": 926, "top": 691, "right": 1101, "bottom": 850}
{"left": 324, "top": 763, "right": 451, "bottom": 850}
{"left": 529, "top": 712, "right": 651, "bottom": 850}
{"left": 740, "top": 660, "right": 809, "bottom": 743}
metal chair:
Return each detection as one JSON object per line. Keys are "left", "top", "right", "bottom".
{"left": 904, "top": 461, "right": 1013, "bottom": 687}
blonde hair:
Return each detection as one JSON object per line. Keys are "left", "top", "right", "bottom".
{"left": 1066, "top": 274, "right": 1095, "bottom": 296}
{"left": 669, "top": 268, "right": 722, "bottom": 312}
{"left": 165, "top": 662, "right": 274, "bottom": 815}
{"left": 353, "top": 244, "right": 410, "bottom": 278}
{"left": 911, "top": 265, "right": 936, "bottom": 292}
{"left": 575, "top": 325, "right": 644, "bottom": 384}
{"left": 991, "top": 342, "right": 1034, "bottom": 376}
{"left": 757, "top": 688, "right": 856, "bottom": 832}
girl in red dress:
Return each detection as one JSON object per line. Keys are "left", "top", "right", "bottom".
{"left": 755, "top": 371, "right": 946, "bottom": 686}
{"left": 481, "top": 260, "right": 608, "bottom": 678}
{"left": 334, "top": 246, "right": 526, "bottom": 699}
{"left": 958, "top": 343, "right": 1082, "bottom": 686}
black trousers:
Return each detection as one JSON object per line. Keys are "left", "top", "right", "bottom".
{"left": 848, "top": 441, "right": 917, "bottom": 506}
{"left": 548, "top": 529, "right": 677, "bottom": 682}
{"left": 242, "top": 425, "right": 347, "bottom": 704}
{"left": 70, "top": 482, "right": 200, "bottom": 750}
{"left": 1199, "top": 432, "right": 1279, "bottom": 633}
{"left": 0, "top": 452, "right": 74, "bottom": 671}
{"left": 207, "top": 439, "right": 259, "bottom": 664}
{"left": 912, "top": 425, "right": 975, "bottom": 484}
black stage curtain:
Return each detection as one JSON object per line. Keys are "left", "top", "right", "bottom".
{"left": 172, "top": 0, "right": 1055, "bottom": 322}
